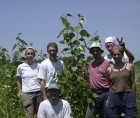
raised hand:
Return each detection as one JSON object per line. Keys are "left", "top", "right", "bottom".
{"left": 117, "top": 37, "right": 125, "bottom": 48}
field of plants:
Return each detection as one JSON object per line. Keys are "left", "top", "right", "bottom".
{"left": 0, "top": 14, "right": 139, "bottom": 118}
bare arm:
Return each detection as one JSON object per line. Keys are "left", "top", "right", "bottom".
{"left": 17, "top": 76, "right": 22, "bottom": 92}
{"left": 123, "top": 47, "right": 135, "bottom": 63}
{"left": 117, "top": 37, "right": 135, "bottom": 63}
{"left": 40, "top": 79, "right": 47, "bottom": 100}
{"left": 129, "top": 63, "right": 136, "bottom": 97}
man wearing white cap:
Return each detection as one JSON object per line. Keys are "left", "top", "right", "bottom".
{"left": 84, "top": 41, "right": 110, "bottom": 118}
{"left": 104, "top": 36, "right": 134, "bottom": 63}
{"left": 37, "top": 82, "right": 73, "bottom": 118}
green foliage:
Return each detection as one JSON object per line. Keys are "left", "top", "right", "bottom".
{"left": 0, "top": 14, "right": 139, "bottom": 118}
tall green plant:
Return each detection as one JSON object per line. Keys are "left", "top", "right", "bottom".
{"left": 57, "top": 13, "right": 101, "bottom": 118}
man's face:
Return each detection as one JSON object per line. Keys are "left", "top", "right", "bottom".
{"left": 90, "top": 47, "right": 103, "bottom": 58}
{"left": 48, "top": 89, "right": 59, "bottom": 100}
{"left": 105, "top": 42, "right": 115, "bottom": 52}
{"left": 47, "top": 46, "right": 57, "bottom": 58}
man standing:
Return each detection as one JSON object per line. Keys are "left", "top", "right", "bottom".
{"left": 37, "top": 82, "right": 73, "bottom": 118}
{"left": 104, "top": 36, "right": 134, "bottom": 63}
{"left": 85, "top": 41, "right": 110, "bottom": 118}
{"left": 37, "top": 42, "right": 64, "bottom": 100}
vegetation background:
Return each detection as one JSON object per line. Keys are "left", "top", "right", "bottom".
{"left": 0, "top": 14, "right": 139, "bottom": 118}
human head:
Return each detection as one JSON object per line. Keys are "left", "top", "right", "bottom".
{"left": 47, "top": 42, "right": 58, "bottom": 52}
{"left": 89, "top": 41, "right": 104, "bottom": 53}
{"left": 25, "top": 47, "right": 35, "bottom": 55}
{"left": 105, "top": 36, "right": 116, "bottom": 52}
{"left": 25, "top": 47, "right": 35, "bottom": 63}
{"left": 111, "top": 45, "right": 124, "bottom": 62}
{"left": 47, "top": 83, "right": 60, "bottom": 104}
{"left": 111, "top": 45, "right": 124, "bottom": 55}
{"left": 89, "top": 41, "right": 104, "bottom": 59}
{"left": 47, "top": 42, "right": 58, "bottom": 59}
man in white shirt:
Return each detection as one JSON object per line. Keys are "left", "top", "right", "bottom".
{"left": 37, "top": 42, "right": 64, "bottom": 100}
{"left": 37, "top": 82, "right": 73, "bottom": 118}
{"left": 104, "top": 36, "right": 134, "bottom": 63}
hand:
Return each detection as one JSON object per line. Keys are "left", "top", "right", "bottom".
{"left": 17, "top": 91, "right": 23, "bottom": 101}
{"left": 117, "top": 37, "right": 125, "bottom": 48}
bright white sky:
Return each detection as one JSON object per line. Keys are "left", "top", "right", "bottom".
{"left": 0, "top": 0, "right": 140, "bottom": 62}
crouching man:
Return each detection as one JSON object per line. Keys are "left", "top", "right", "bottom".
{"left": 37, "top": 82, "right": 73, "bottom": 118}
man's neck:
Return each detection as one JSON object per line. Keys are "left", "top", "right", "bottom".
{"left": 94, "top": 57, "right": 104, "bottom": 63}
{"left": 49, "top": 98, "right": 59, "bottom": 106}
{"left": 49, "top": 57, "right": 57, "bottom": 62}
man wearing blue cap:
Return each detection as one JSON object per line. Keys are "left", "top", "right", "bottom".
{"left": 37, "top": 82, "right": 73, "bottom": 118}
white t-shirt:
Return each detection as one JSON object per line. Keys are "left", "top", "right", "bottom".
{"left": 104, "top": 52, "right": 129, "bottom": 63}
{"left": 37, "top": 58, "right": 64, "bottom": 87}
{"left": 37, "top": 98, "right": 73, "bottom": 118}
{"left": 16, "top": 62, "right": 40, "bottom": 93}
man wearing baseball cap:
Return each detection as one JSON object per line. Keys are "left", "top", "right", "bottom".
{"left": 104, "top": 36, "right": 134, "bottom": 63}
{"left": 84, "top": 41, "right": 110, "bottom": 118}
{"left": 37, "top": 82, "right": 73, "bottom": 118}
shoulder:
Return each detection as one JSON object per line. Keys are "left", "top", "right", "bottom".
{"left": 17, "top": 63, "right": 25, "bottom": 68}
{"left": 40, "top": 100, "right": 49, "bottom": 106}
{"left": 104, "top": 54, "right": 111, "bottom": 59}
{"left": 126, "top": 63, "right": 134, "bottom": 69}
{"left": 41, "top": 59, "right": 49, "bottom": 64}
{"left": 61, "top": 99, "right": 70, "bottom": 105}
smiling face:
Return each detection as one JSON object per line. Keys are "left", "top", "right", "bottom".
{"left": 47, "top": 46, "right": 57, "bottom": 58}
{"left": 90, "top": 47, "right": 103, "bottom": 59}
{"left": 105, "top": 42, "right": 115, "bottom": 52}
{"left": 48, "top": 89, "right": 60, "bottom": 105}
{"left": 25, "top": 49, "right": 35, "bottom": 62}
{"left": 112, "top": 50, "right": 123, "bottom": 63}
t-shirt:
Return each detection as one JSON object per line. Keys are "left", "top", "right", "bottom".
{"left": 16, "top": 62, "right": 40, "bottom": 93}
{"left": 88, "top": 59, "right": 110, "bottom": 90}
{"left": 104, "top": 52, "right": 129, "bottom": 64}
{"left": 37, "top": 98, "right": 73, "bottom": 118}
{"left": 37, "top": 58, "right": 64, "bottom": 87}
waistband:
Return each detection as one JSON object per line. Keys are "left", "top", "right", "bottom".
{"left": 23, "top": 90, "right": 41, "bottom": 94}
{"left": 91, "top": 88, "right": 109, "bottom": 93}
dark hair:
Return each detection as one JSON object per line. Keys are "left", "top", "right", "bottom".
{"left": 47, "top": 42, "right": 58, "bottom": 52}
{"left": 25, "top": 47, "right": 35, "bottom": 55}
{"left": 111, "top": 45, "right": 124, "bottom": 55}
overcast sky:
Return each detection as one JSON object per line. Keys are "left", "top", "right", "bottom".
{"left": 0, "top": 0, "right": 140, "bottom": 62}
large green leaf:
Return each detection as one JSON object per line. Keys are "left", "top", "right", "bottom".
{"left": 57, "top": 30, "right": 65, "bottom": 38}
{"left": 74, "top": 26, "right": 81, "bottom": 32}
{"left": 79, "top": 29, "right": 90, "bottom": 37}
{"left": 73, "top": 40, "right": 80, "bottom": 45}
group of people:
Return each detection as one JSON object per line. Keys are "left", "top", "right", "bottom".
{"left": 85, "top": 36, "right": 137, "bottom": 118}
{"left": 16, "top": 36, "right": 137, "bottom": 118}
{"left": 17, "top": 42, "right": 73, "bottom": 118}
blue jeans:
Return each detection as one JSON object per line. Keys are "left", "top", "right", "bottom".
{"left": 108, "top": 92, "right": 137, "bottom": 118}
{"left": 85, "top": 88, "right": 109, "bottom": 118}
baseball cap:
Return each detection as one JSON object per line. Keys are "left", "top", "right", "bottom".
{"left": 90, "top": 41, "right": 104, "bottom": 52}
{"left": 105, "top": 36, "right": 116, "bottom": 44}
{"left": 48, "top": 83, "right": 59, "bottom": 90}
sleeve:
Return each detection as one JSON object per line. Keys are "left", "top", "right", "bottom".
{"left": 16, "top": 65, "right": 21, "bottom": 76}
{"left": 61, "top": 60, "right": 64, "bottom": 71}
{"left": 122, "top": 52, "right": 129, "bottom": 63}
{"left": 37, "top": 103, "right": 46, "bottom": 118}
{"left": 64, "top": 102, "right": 73, "bottom": 118}
{"left": 37, "top": 63, "right": 47, "bottom": 80}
